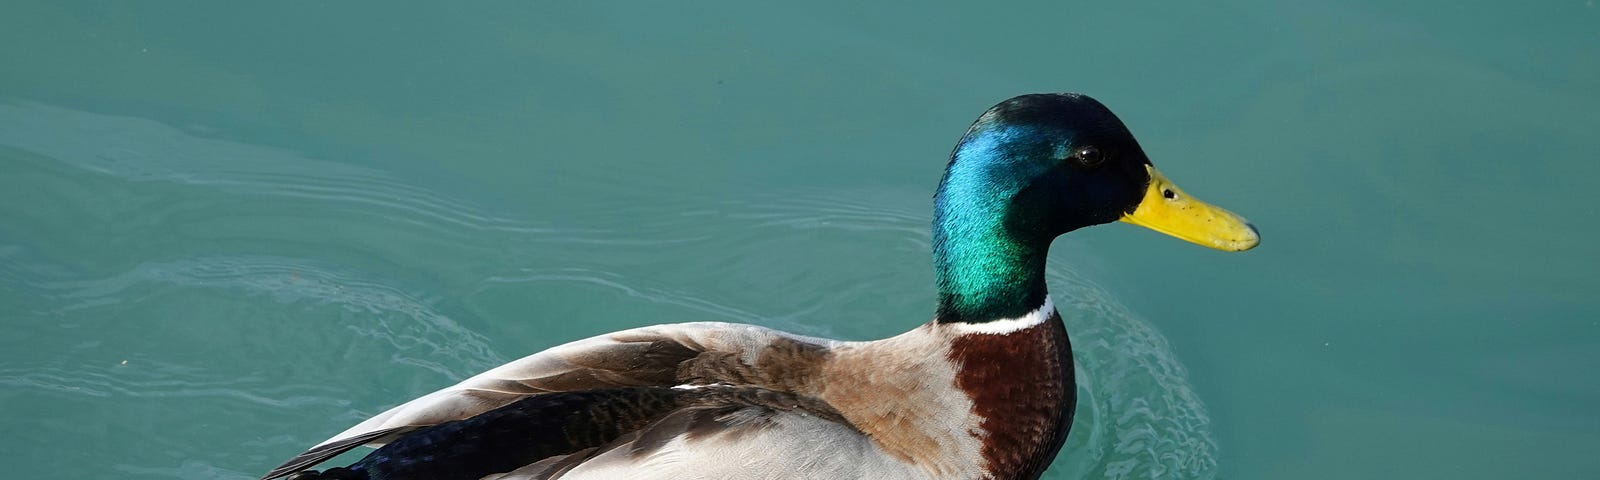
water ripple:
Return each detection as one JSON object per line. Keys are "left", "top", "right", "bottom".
{"left": 1053, "top": 270, "right": 1220, "bottom": 479}
{"left": 486, "top": 267, "right": 830, "bottom": 337}
{"left": 0, "top": 362, "right": 343, "bottom": 409}
{"left": 0, "top": 101, "right": 574, "bottom": 239}
{"left": 142, "top": 255, "right": 507, "bottom": 376}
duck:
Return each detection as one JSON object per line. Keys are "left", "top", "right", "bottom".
{"left": 261, "top": 93, "right": 1259, "bottom": 480}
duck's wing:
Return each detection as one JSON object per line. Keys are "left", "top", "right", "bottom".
{"left": 262, "top": 322, "right": 836, "bottom": 480}
{"left": 482, "top": 387, "right": 920, "bottom": 480}
{"left": 305, "top": 383, "right": 898, "bottom": 480}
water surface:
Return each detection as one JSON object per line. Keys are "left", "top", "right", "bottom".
{"left": 2, "top": 1, "right": 1596, "bottom": 479}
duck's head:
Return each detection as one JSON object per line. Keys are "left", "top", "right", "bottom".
{"left": 933, "top": 93, "right": 1258, "bottom": 322}
{"left": 936, "top": 93, "right": 1259, "bottom": 252}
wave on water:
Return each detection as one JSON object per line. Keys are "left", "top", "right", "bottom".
{"left": 6, "top": 252, "right": 508, "bottom": 379}
{"left": 1049, "top": 270, "right": 1220, "bottom": 479}
{"left": 142, "top": 255, "right": 508, "bottom": 377}
{"left": 0, "top": 250, "right": 510, "bottom": 479}
{"left": 0, "top": 101, "right": 566, "bottom": 238}
{"left": 485, "top": 266, "right": 831, "bottom": 338}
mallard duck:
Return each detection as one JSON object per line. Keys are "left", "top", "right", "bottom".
{"left": 262, "top": 93, "right": 1259, "bottom": 480}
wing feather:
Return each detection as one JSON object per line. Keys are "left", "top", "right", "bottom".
{"left": 260, "top": 427, "right": 406, "bottom": 480}
{"left": 554, "top": 404, "right": 919, "bottom": 480}
{"left": 264, "top": 322, "right": 836, "bottom": 478}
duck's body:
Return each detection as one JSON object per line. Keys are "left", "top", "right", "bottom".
{"left": 263, "top": 93, "right": 1258, "bottom": 480}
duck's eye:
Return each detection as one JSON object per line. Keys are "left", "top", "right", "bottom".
{"left": 1070, "top": 146, "right": 1105, "bottom": 169}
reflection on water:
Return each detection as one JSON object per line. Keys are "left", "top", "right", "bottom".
{"left": 1, "top": 103, "right": 1217, "bottom": 478}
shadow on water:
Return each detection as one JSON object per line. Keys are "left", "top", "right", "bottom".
{"left": 2, "top": 103, "right": 1214, "bottom": 479}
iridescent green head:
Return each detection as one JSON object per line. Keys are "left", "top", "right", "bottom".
{"left": 933, "top": 93, "right": 1258, "bottom": 323}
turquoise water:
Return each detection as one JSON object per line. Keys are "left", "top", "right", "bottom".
{"left": 2, "top": 1, "right": 1597, "bottom": 478}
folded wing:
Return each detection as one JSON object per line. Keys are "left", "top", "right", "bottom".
{"left": 262, "top": 322, "right": 838, "bottom": 479}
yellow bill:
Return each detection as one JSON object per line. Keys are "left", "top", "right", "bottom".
{"left": 1119, "top": 165, "right": 1260, "bottom": 252}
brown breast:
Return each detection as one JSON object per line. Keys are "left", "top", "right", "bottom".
{"left": 947, "top": 311, "right": 1076, "bottom": 479}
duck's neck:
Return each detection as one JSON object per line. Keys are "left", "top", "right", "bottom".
{"left": 932, "top": 173, "right": 1052, "bottom": 324}
{"left": 932, "top": 223, "right": 1048, "bottom": 323}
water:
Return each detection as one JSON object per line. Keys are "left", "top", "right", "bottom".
{"left": 2, "top": 1, "right": 1596, "bottom": 479}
